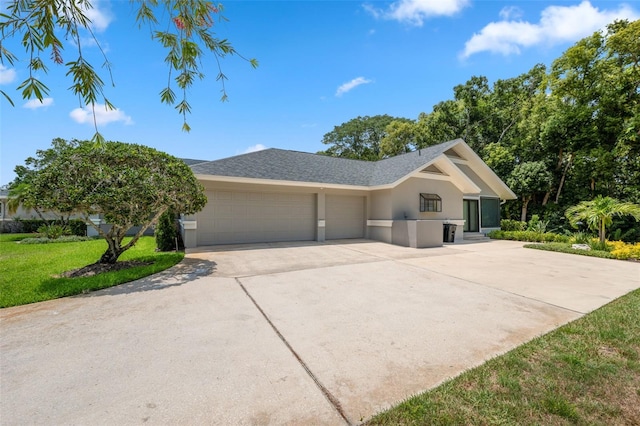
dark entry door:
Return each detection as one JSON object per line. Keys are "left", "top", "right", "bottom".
{"left": 463, "top": 199, "right": 479, "bottom": 232}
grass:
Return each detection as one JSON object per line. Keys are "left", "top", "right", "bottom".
{"left": 0, "top": 235, "right": 184, "bottom": 308}
{"left": 367, "top": 288, "right": 640, "bottom": 425}
{"left": 524, "top": 242, "right": 617, "bottom": 260}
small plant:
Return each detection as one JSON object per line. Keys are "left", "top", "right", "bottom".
{"left": 501, "top": 219, "right": 525, "bottom": 231}
{"left": 37, "top": 224, "right": 70, "bottom": 240}
{"left": 588, "top": 239, "right": 610, "bottom": 252}
{"left": 571, "top": 232, "right": 591, "bottom": 244}
{"left": 527, "top": 215, "right": 549, "bottom": 234}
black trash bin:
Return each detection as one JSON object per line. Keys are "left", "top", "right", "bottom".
{"left": 443, "top": 223, "right": 457, "bottom": 243}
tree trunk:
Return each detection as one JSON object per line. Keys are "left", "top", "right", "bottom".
{"left": 599, "top": 218, "right": 606, "bottom": 243}
{"left": 542, "top": 191, "right": 551, "bottom": 206}
{"left": 554, "top": 153, "right": 574, "bottom": 204}
{"left": 98, "top": 238, "right": 125, "bottom": 264}
{"left": 520, "top": 197, "right": 530, "bottom": 222}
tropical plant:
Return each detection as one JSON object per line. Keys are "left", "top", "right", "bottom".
{"left": 37, "top": 224, "right": 70, "bottom": 240}
{"left": 565, "top": 196, "right": 640, "bottom": 243}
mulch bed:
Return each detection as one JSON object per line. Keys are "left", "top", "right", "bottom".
{"left": 60, "top": 261, "right": 152, "bottom": 278}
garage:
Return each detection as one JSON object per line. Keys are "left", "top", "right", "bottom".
{"left": 325, "top": 195, "right": 365, "bottom": 239}
{"left": 197, "top": 190, "right": 316, "bottom": 245}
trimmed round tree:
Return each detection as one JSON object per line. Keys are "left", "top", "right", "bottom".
{"left": 25, "top": 139, "right": 207, "bottom": 264}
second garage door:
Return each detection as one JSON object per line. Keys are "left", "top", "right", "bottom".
{"left": 325, "top": 195, "right": 365, "bottom": 239}
{"left": 198, "top": 190, "right": 316, "bottom": 245}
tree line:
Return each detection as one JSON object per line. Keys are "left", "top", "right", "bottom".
{"left": 319, "top": 20, "right": 639, "bottom": 238}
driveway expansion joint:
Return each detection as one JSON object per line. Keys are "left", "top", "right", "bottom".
{"left": 235, "top": 278, "right": 352, "bottom": 426}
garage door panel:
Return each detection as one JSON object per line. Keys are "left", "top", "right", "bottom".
{"left": 198, "top": 190, "right": 316, "bottom": 245}
{"left": 326, "top": 195, "right": 365, "bottom": 240}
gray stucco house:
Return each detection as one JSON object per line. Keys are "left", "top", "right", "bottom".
{"left": 181, "top": 139, "right": 516, "bottom": 248}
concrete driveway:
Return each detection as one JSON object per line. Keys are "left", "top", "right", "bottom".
{"left": 1, "top": 240, "right": 639, "bottom": 425}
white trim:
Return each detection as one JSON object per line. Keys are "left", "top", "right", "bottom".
{"left": 367, "top": 220, "right": 393, "bottom": 227}
{"left": 195, "top": 174, "right": 371, "bottom": 191}
{"left": 448, "top": 157, "right": 469, "bottom": 165}
{"left": 181, "top": 220, "right": 197, "bottom": 230}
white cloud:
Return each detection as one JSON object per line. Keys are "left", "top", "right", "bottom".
{"left": 364, "top": 0, "right": 469, "bottom": 26}
{"left": 23, "top": 98, "right": 54, "bottom": 109}
{"left": 69, "top": 103, "right": 133, "bottom": 126}
{"left": 242, "top": 144, "right": 267, "bottom": 154}
{"left": 82, "top": 0, "right": 113, "bottom": 32}
{"left": 499, "top": 6, "right": 523, "bottom": 20}
{"left": 0, "top": 65, "right": 16, "bottom": 84}
{"left": 336, "top": 77, "right": 373, "bottom": 97}
{"left": 461, "top": 1, "right": 639, "bottom": 58}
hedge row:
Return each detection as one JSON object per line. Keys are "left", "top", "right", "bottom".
{"left": 487, "top": 230, "right": 571, "bottom": 243}
{"left": 4, "top": 219, "right": 87, "bottom": 236}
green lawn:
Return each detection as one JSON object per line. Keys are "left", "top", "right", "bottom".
{"left": 368, "top": 288, "right": 640, "bottom": 425}
{"left": 0, "top": 235, "right": 183, "bottom": 308}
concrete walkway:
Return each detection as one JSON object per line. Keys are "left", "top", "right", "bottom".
{"left": 1, "top": 240, "right": 639, "bottom": 425}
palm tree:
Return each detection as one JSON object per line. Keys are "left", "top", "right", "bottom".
{"left": 565, "top": 196, "right": 640, "bottom": 243}
{"left": 7, "top": 182, "right": 46, "bottom": 221}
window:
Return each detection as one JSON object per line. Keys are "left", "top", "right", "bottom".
{"left": 481, "top": 197, "right": 500, "bottom": 228}
{"left": 420, "top": 193, "right": 442, "bottom": 212}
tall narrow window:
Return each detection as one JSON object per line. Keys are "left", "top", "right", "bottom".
{"left": 481, "top": 197, "right": 501, "bottom": 228}
{"left": 420, "top": 193, "right": 442, "bottom": 212}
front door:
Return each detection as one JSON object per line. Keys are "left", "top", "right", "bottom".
{"left": 463, "top": 199, "right": 479, "bottom": 232}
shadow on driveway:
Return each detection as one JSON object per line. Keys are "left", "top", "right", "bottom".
{"left": 80, "top": 257, "right": 218, "bottom": 298}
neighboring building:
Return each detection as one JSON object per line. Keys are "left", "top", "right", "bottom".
{"left": 181, "top": 139, "right": 516, "bottom": 248}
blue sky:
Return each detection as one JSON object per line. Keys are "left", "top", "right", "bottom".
{"left": 1, "top": 0, "right": 638, "bottom": 185}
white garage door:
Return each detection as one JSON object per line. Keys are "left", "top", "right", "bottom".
{"left": 198, "top": 191, "right": 316, "bottom": 245}
{"left": 325, "top": 195, "right": 365, "bottom": 239}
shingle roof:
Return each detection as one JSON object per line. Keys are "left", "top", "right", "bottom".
{"left": 190, "top": 139, "right": 462, "bottom": 187}
{"left": 181, "top": 158, "right": 209, "bottom": 166}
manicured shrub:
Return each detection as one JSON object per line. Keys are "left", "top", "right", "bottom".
{"left": 488, "top": 230, "right": 570, "bottom": 243}
{"left": 155, "top": 210, "right": 177, "bottom": 251}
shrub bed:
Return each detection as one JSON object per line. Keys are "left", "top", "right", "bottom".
{"left": 488, "top": 230, "right": 571, "bottom": 243}
{"left": 523, "top": 243, "right": 616, "bottom": 259}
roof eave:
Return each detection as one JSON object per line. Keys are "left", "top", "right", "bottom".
{"left": 195, "top": 174, "right": 371, "bottom": 191}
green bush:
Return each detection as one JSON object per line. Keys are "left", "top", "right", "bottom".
{"left": 571, "top": 232, "right": 592, "bottom": 244}
{"left": 488, "top": 230, "right": 570, "bottom": 243}
{"left": 526, "top": 214, "right": 549, "bottom": 233}
{"left": 16, "top": 219, "right": 86, "bottom": 236}
{"left": 155, "top": 210, "right": 177, "bottom": 251}
{"left": 37, "top": 224, "right": 69, "bottom": 239}
{"left": 501, "top": 219, "right": 525, "bottom": 231}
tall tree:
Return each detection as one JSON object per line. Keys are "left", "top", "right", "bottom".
{"left": 507, "top": 161, "right": 553, "bottom": 221}
{"left": 0, "top": 0, "right": 257, "bottom": 140}
{"left": 14, "top": 139, "right": 207, "bottom": 264}
{"left": 319, "top": 115, "right": 409, "bottom": 161}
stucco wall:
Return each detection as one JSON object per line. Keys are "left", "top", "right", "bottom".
{"left": 391, "top": 177, "right": 463, "bottom": 221}
{"left": 369, "top": 189, "right": 392, "bottom": 219}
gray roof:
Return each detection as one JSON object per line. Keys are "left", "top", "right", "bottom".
{"left": 181, "top": 158, "right": 209, "bottom": 166}
{"left": 190, "top": 139, "right": 462, "bottom": 187}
